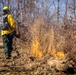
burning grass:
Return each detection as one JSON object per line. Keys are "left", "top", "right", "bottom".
{"left": 19, "top": 17, "right": 75, "bottom": 59}
{"left": 14, "top": 17, "right": 76, "bottom": 74}
{"left": 49, "top": 50, "right": 65, "bottom": 59}
{"left": 31, "top": 36, "right": 43, "bottom": 58}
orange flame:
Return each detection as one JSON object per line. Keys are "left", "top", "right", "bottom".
{"left": 50, "top": 50, "right": 65, "bottom": 59}
{"left": 31, "top": 36, "right": 42, "bottom": 58}
{"left": 57, "top": 51, "right": 65, "bottom": 58}
{"left": 31, "top": 36, "right": 65, "bottom": 59}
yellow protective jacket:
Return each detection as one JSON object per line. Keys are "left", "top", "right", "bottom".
{"left": 1, "top": 14, "right": 16, "bottom": 36}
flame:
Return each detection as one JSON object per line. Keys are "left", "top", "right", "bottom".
{"left": 31, "top": 36, "right": 65, "bottom": 59}
{"left": 31, "top": 36, "right": 42, "bottom": 58}
{"left": 50, "top": 50, "right": 65, "bottom": 59}
{"left": 57, "top": 51, "right": 65, "bottom": 58}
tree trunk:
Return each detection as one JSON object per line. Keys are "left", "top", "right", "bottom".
{"left": 73, "top": 0, "right": 76, "bottom": 18}
{"left": 2, "top": 0, "right": 5, "bottom": 7}
{"left": 57, "top": 0, "right": 60, "bottom": 22}
{"left": 65, "top": 0, "right": 68, "bottom": 17}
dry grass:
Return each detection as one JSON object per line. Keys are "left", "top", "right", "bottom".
{"left": 17, "top": 16, "right": 76, "bottom": 59}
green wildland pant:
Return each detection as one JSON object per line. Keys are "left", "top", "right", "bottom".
{"left": 2, "top": 34, "right": 13, "bottom": 57}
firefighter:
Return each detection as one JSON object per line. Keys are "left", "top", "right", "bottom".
{"left": 1, "top": 6, "right": 16, "bottom": 59}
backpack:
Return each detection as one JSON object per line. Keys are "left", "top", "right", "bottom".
{"left": 0, "top": 14, "right": 10, "bottom": 30}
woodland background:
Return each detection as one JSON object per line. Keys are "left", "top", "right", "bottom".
{"left": 0, "top": 0, "right": 76, "bottom": 74}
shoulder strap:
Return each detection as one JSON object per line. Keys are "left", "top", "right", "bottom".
{"left": 3, "top": 14, "right": 8, "bottom": 24}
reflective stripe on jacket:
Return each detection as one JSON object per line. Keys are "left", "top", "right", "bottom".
{"left": 1, "top": 14, "right": 16, "bottom": 36}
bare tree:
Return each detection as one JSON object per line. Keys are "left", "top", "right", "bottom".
{"left": 73, "top": 0, "right": 76, "bottom": 18}
{"left": 0, "top": 0, "right": 76, "bottom": 24}
{"left": 65, "top": 0, "right": 68, "bottom": 17}
{"left": 57, "top": 0, "right": 60, "bottom": 22}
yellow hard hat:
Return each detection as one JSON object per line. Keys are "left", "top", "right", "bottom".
{"left": 3, "top": 6, "right": 9, "bottom": 11}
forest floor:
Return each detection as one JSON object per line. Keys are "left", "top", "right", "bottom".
{"left": 0, "top": 38, "right": 76, "bottom": 75}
